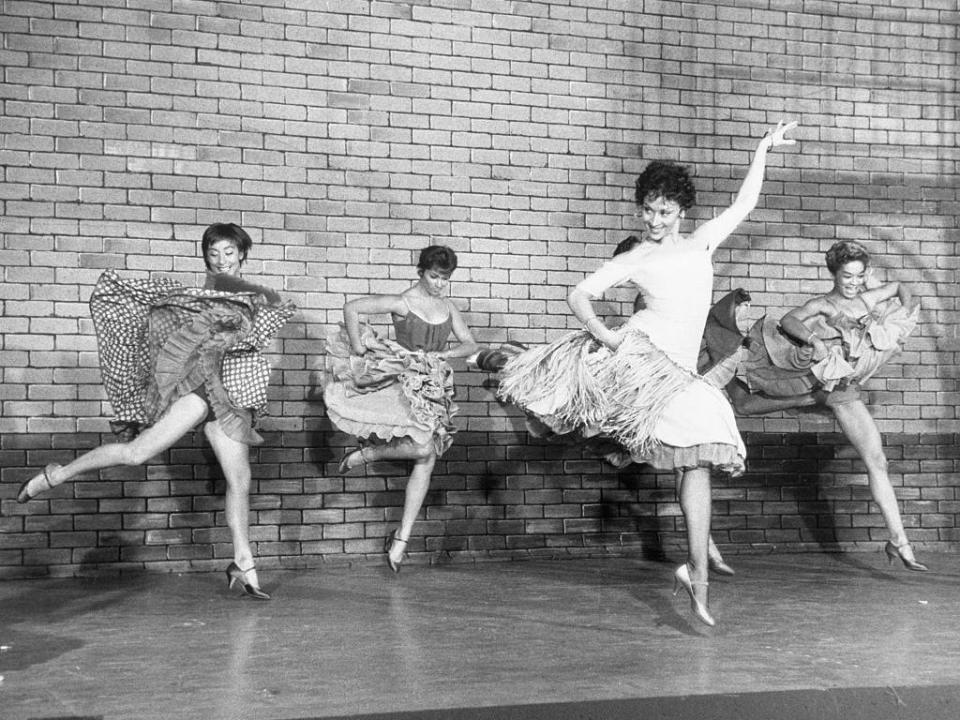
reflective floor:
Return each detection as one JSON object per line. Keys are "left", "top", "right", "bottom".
{"left": 2, "top": 552, "right": 959, "bottom": 719}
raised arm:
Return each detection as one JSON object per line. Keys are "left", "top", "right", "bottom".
{"left": 343, "top": 294, "right": 405, "bottom": 355}
{"left": 692, "top": 121, "right": 797, "bottom": 252}
{"left": 860, "top": 281, "right": 917, "bottom": 313}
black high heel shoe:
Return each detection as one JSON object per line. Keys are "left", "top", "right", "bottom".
{"left": 673, "top": 563, "right": 715, "bottom": 627}
{"left": 384, "top": 530, "right": 408, "bottom": 574}
{"left": 338, "top": 447, "right": 368, "bottom": 475}
{"left": 226, "top": 562, "right": 271, "bottom": 600}
{"left": 17, "top": 463, "right": 59, "bottom": 504}
{"left": 884, "top": 540, "right": 928, "bottom": 572}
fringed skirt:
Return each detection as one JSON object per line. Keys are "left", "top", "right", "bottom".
{"left": 497, "top": 328, "right": 745, "bottom": 475}
{"left": 323, "top": 324, "right": 458, "bottom": 456}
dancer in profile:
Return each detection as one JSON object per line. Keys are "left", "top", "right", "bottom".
{"left": 714, "top": 240, "right": 925, "bottom": 570}
{"left": 323, "top": 245, "right": 478, "bottom": 572}
{"left": 17, "top": 223, "right": 295, "bottom": 599}
{"left": 490, "top": 122, "right": 798, "bottom": 626}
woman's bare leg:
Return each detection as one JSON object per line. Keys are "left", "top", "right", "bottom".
{"left": 831, "top": 400, "right": 914, "bottom": 554}
{"left": 26, "top": 394, "right": 208, "bottom": 494}
{"left": 204, "top": 419, "right": 259, "bottom": 585}
{"left": 353, "top": 438, "right": 436, "bottom": 565}
{"left": 676, "top": 469, "right": 731, "bottom": 574}
{"left": 679, "top": 467, "right": 712, "bottom": 596}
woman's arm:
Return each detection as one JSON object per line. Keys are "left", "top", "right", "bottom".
{"left": 569, "top": 287, "right": 621, "bottom": 350}
{"left": 440, "top": 302, "right": 479, "bottom": 359}
{"left": 860, "top": 281, "right": 916, "bottom": 312}
{"left": 343, "top": 294, "right": 404, "bottom": 355}
{"left": 692, "top": 121, "right": 797, "bottom": 253}
{"left": 779, "top": 297, "right": 831, "bottom": 360}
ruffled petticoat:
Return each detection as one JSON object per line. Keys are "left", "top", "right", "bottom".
{"left": 497, "top": 328, "right": 745, "bottom": 476}
{"left": 90, "top": 269, "right": 294, "bottom": 446}
{"left": 323, "top": 324, "right": 458, "bottom": 456}
{"left": 737, "top": 299, "right": 918, "bottom": 399}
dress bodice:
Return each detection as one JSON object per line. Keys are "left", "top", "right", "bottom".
{"left": 576, "top": 239, "right": 714, "bottom": 371}
{"left": 392, "top": 308, "right": 453, "bottom": 352}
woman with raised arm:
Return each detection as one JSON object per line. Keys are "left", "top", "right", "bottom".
{"left": 495, "top": 122, "right": 798, "bottom": 626}
{"left": 323, "top": 245, "right": 478, "bottom": 573}
{"left": 17, "top": 223, "right": 295, "bottom": 599}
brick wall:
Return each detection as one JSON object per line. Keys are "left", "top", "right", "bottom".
{"left": 1, "top": 0, "right": 958, "bottom": 577}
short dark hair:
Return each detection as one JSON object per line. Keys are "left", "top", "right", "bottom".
{"left": 417, "top": 245, "right": 458, "bottom": 274}
{"left": 634, "top": 161, "right": 696, "bottom": 211}
{"left": 201, "top": 223, "right": 253, "bottom": 269}
{"left": 613, "top": 235, "right": 642, "bottom": 257}
{"left": 825, "top": 240, "right": 870, "bottom": 274}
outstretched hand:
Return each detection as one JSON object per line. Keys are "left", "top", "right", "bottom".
{"left": 763, "top": 120, "right": 798, "bottom": 150}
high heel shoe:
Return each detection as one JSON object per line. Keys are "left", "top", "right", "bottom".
{"left": 17, "top": 464, "right": 60, "bottom": 504}
{"left": 225, "top": 562, "right": 271, "bottom": 600}
{"left": 707, "top": 545, "right": 735, "bottom": 577}
{"left": 884, "top": 540, "right": 928, "bottom": 572}
{"left": 384, "top": 530, "right": 408, "bottom": 574}
{"left": 337, "top": 447, "right": 365, "bottom": 475}
{"left": 672, "top": 563, "right": 716, "bottom": 627}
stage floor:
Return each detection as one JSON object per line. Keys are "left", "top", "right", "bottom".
{"left": 2, "top": 552, "right": 959, "bottom": 719}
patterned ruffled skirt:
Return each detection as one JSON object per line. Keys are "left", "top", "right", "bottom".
{"left": 323, "top": 324, "right": 458, "bottom": 456}
{"left": 736, "top": 299, "right": 919, "bottom": 401}
{"left": 90, "top": 269, "right": 294, "bottom": 446}
{"left": 497, "top": 328, "right": 745, "bottom": 475}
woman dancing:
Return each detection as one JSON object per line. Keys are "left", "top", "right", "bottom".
{"left": 495, "top": 122, "right": 797, "bottom": 626}
{"left": 727, "top": 240, "right": 925, "bottom": 570}
{"left": 17, "top": 223, "right": 295, "bottom": 599}
{"left": 324, "top": 245, "right": 478, "bottom": 572}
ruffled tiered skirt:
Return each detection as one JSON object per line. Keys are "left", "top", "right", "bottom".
{"left": 90, "top": 269, "right": 294, "bottom": 445}
{"left": 497, "top": 328, "right": 745, "bottom": 475}
{"left": 323, "top": 324, "right": 458, "bottom": 456}
{"left": 735, "top": 300, "right": 919, "bottom": 404}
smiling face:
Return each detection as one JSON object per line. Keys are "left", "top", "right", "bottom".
{"left": 832, "top": 260, "right": 867, "bottom": 299}
{"left": 418, "top": 266, "right": 452, "bottom": 297}
{"left": 638, "top": 194, "right": 683, "bottom": 242}
{"left": 205, "top": 238, "right": 243, "bottom": 276}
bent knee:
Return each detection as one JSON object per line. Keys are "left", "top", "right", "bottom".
{"left": 409, "top": 442, "right": 436, "bottom": 461}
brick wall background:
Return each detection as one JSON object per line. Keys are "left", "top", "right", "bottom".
{"left": 1, "top": 0, "right": 958, "bottom": 577}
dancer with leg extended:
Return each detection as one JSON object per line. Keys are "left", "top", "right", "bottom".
{"left": 723, "top": 240, "right": 925, "bottom": 570}
{"left": 323, "top": 245, "right": 478, "bottom": 572}
{"left": 495, "top": 122, "right": 797, "bottom": 626}
{"left": 17, "top": 223, "right": 295, "bottom": 598}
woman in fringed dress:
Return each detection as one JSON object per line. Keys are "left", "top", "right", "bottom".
{"left": 17, "top": 223, "right": 295, "bottom": 599}
{"left": 495, "top": 122, "right": 798, "bottom": 626}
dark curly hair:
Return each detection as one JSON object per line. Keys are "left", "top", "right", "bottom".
{"left": 825, "top": 240, "right": 870, "bottom": 274}
{"left": 201, "top": 223, "right": 252, "bottom": 269}
{"left": 634, "top": 161, "right": 696, "bottom": 211}
{"left": 417, "top": 245, "right": 458, "bottom": 274}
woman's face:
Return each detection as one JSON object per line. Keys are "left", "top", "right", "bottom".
{"left": 832, "top": 260, "right": 867, "bottom": 299}
{"left": 205, "top": 239, "right": 243, "bottom": 276}
{"left": 418, "top": 267, "right": 451, "bottom": 297}
{"left": 638, "top": 194, "right": 683, "bottom": 242}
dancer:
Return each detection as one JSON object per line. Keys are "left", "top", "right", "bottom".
{"left": 720, "top": 240, "right": 925, "bottom": 570}
{"left": 494, "top": 121, "right": 798, "bottom": 626}
{"left": 616, "top": 236, "right": 734, "bottom": 576}
{"left": 323, "top": 245, "right": 478, "bottom": 572}
{"left": 17, "top": 223, "right": 295, "bottom": 599}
